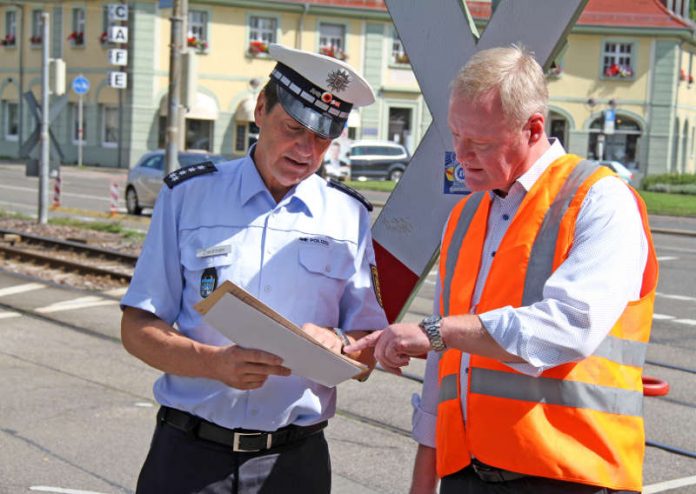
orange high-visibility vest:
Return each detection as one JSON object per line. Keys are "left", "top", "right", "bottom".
{"left": 435, "top": 155, "right": 658, "bottom": 491}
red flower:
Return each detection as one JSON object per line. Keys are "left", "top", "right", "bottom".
{"left": 681, "top": 68, "right": 687, "bottom": 81}
{"left": 1, "top": 34, "right": 15, "bottom": 46}
{"left": 689, "top": 74, "right": 694, "bottom": 84}
{"left": 248, "top": 40, "right": 268, "bottom": 55}
{"left": 99, "top": 31, "right": 108, "bottom": 44}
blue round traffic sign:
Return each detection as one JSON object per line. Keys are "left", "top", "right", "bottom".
{"left": 72, "top": 75, "right": 90, "bottom": 95}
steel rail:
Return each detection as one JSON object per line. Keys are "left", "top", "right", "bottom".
{"left": 0, "top": 228, "right": 139, "bottom": 264}
{"left": 0, "top": 244, "right": 133, "bottom": 282}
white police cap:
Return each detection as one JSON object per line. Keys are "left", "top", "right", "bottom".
{"left": 268, "top": 44, "right": 375, "bottom": 139}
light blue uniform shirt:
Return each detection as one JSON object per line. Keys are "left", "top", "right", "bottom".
{"left": 122, "top": 151, "right": 387, "bottom": 431}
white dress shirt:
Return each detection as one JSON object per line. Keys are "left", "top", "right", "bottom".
{"left": 412, "top": 140, "right": 648, "bottom": 447}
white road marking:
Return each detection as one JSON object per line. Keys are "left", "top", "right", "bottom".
{"left": 674, "top": 319, "right": 696, "bottom": 326}
{"left": 644, "top": 475, "right": 696, "bottom": 493}
{"left": 35, "top": 296, "right": 118, "bottom": 313}
{"left": 653, "top": 313, "right": 676, "bottom": 320}
{"left": 0, "top": 184, "right": 111, "bottom": 202}
{"left": 30, "top": 487, "right": 108, "bottom": 494}
{"left": 656, "top": 292, "right": 696, "bottom": 303}
{"left": 0, "top": 310, "right": 21, "bottom": 320}
{"left": 0, "top": 283, "right": 45, "bottom": 297}
{"left": 656, "top": 256, "right": 678, "bottom": 261}
{"left": 102, "top": 287, "right": 128, "bottom": 298}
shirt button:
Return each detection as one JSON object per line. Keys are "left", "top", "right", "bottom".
{"left": 264, "top": 285, "right": 272, "bottom": 293}
{"left": 502, "top": 214, "right": 510, "bottom": 221}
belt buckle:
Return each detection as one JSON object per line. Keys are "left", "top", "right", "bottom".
{"left": 472, "top": 461, "right": 505, "bottom": 483}
{"left": 232, "top": 432, "right": 273, "bottom": 452}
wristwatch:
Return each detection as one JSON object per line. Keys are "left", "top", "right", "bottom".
{"left": 332, "top": 327, "right": 351, "bottom": 352}
{"left": 419, "top": 315, "right": 447, "bottom": 352}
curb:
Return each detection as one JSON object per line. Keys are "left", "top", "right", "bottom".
{"left": 651, "top": 228, "right": 696, "bottom": 238}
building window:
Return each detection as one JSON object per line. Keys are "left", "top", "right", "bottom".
{"left": 185, "top": 119, "right": 213, "bottom": 151}
{"left": 31, "top": 10, "right": 43, "bottom": 45}
{"left": 68, "top": 8, "right": 85, "bottom": 46}
{"left": 4, "top": 101, "right": 19, "bottom": 141}
{"left": 602, "top": 42, "right": 634, "bottom": 79}
{"left": 392, "top": 29, "right": 408, "bottom": 64}
{"left": 100, "top": 6, "right": 110, "bottom": 44}
{"left": 235, "top": 122, "right": 259, "bottom": 152}
{"left": 3, "top": 11, "right": 17, "bottom": 47}
{"left": 102, "top": 106, "right": 119, "bottom": 147}
{"left": 187, "top": 10, "right": 208, "bottom": 51}
{"left": 319, "top": 23, "right": 346, "bottom": 60}
{"left": 71, "top": 103, "right": 86, "bottom": 144}
{"left": 248, "top": 16, "right": 276, "bottom": 55}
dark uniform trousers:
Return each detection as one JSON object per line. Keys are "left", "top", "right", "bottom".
{"left": 136, "top": 416, "right": 331, "bottom": 494}
{"left": 441, "top": 465, "right": 640, "bottom": 494}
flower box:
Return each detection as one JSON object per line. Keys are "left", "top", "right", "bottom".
{"left": 187, "top": 36, "right": 208, "bottom": 52}
{"left": 319, "top": 45, "right": 347, "bottom": 61}
{"left": 394, "top": 53, "right": 410, "bottom": 64}
{"left": 99, "top": 31, "right": 108, "bottom": 44}
{"left": 248, "top": 40, "right": 269, "bottom": 56}
{"left": 604, "top": 63, "right": 633, "bottom": 79}
{"left": 1, "top": 34, "right": 16, "bottom": 47}
{"left": 67, "top": 31, "right": 84, "bottom": 46}
{"left": 30, "top": 35, "right": 42, "bottom": 45}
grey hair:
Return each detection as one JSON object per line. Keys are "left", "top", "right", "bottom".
{"left": 450, "top": 44, "right": 548, "bottom": 128}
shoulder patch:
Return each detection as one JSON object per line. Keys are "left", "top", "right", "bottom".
{"left": 327, "top": 178, "right": 373, "bottom": 212}
{"left": 163, "top": 161, "right": 217, "bottom": 189}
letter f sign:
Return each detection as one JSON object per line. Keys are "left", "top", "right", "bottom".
{"left": 372, "top": 0, "right": 588, "bottom": 322}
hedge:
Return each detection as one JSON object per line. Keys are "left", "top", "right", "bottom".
{"left": 641, "top": 173, "right": 696, "bottom": 195}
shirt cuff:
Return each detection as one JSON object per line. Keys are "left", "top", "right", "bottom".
{"left": 411, "top": 393, "right": 437, "bottom": 448}
{"left": 478, "top": 307, "right": 544, "bottom": 377}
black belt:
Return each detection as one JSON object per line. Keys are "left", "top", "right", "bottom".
{"left": 470, "top": 459, "right": 526, "bottom": 483}
{"left": 157, "top": 406, "right": 328, "bottom": 453}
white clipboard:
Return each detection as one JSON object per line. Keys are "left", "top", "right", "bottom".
{"left": 195, "top": 281, "right": 366, "bottom": 387}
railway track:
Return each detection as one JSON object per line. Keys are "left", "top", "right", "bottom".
{"left": 0, "top": 228, "right": 138, "bottom": 283}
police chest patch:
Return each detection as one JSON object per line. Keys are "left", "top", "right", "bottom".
{"left": 370, "top": 264, "right": 383, "bottom": 308}
{"left": 164, "top": 161, "right": 217, "bottom": 189}
{"left": 200, "top": 267, "right": 218, "bottom": 298}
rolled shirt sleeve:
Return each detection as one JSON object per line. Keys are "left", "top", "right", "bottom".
{"left": 479, "top": 177, "right": 649, "bottom": 375}
{"left": 120, "top": 186, "right": 183, "bottom": 325}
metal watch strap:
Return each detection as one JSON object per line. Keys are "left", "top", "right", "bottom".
{"left": 419, "top": 316, "right": 446, "bottom": 352}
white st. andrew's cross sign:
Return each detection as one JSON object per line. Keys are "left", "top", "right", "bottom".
{"left": 373, "top": 0, "right": 588, "bottom": 322}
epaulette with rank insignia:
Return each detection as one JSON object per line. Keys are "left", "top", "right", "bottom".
{"left": 327, "top": 178, "right": 373, "bottom": 212}
{"left": 164, "top": 161, "right": 217, "bottom": 189}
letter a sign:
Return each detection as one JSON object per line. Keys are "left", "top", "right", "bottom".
{"left": 373, "top": 0, "right": 589, "bottom": 322}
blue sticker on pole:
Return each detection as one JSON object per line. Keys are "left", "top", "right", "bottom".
{"left": 443, "top": 151, "right": 470, "bottom": 195}
{"left": 72, "top": 75, "right": 90, "bottom": 95}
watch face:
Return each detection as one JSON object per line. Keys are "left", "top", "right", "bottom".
{"left": 423, "top": 315, "right": 441, "bottom": 326}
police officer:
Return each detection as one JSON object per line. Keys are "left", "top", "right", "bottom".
{"left": 121, "top": 44, "right": 388, "bottom": 494}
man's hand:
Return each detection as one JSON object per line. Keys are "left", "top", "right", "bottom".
{"left": 210, "top": 345, "right": 291, "bottom": 390}
{"left": 345, "top": 323, "right": 430, "bottom": 375}
{"left": 302, "top": 323, "right": 343, "bottom": 354}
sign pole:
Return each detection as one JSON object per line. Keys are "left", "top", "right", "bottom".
{"left": 78, "top": 93, "right": 83, "bottom": 168}
{"left": 39, "top": 12, "right": 50, "bottom": 225}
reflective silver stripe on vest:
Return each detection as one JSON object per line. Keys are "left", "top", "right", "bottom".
{"left": 442, "top": 192, "right": 485, "bottom": 317}
{"left": 438, "top": 374, "right": 459, "bottom": 404}
{"left": 593, "top": 335, "right": 648, "bottom": 368}
{"left": 470, "top": 367, "right": 644, "bottom": 416}
{"left": 522, "top": 160, "right": 599, "bottom": 306}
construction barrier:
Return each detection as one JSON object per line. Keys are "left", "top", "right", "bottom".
{"left": 110, "top": 182, "right": 119, "bottom": 217}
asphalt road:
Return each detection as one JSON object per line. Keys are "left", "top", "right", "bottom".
{"left": 2, "top": 161, "right": 696, "bottom": 493}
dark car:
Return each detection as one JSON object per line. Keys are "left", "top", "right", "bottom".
{"left": 125, "top": 150, "right": 227, "bottom": 215}
{"left": 348, "top": 140, "right": 410, "bottom": 182}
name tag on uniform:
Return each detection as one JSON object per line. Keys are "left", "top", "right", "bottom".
{"left": 196, "top": 244, "right": 231, "bottom": 258}
{"left": 299, "top": 237, "right": 330, "bottom": 248}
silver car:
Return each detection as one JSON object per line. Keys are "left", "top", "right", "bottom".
{"left": 125, "top": 150, "right": 226, "bottom": 215}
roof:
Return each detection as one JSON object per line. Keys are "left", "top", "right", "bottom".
{"left": 304, "top": 0, "right": 693, "bottom": 30}
{"left": 466, "top": 0, "right": 691, "bottom": 30}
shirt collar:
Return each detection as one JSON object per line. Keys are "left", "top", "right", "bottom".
{"left": 240, "top": 145, "right": 322, "bottom": 215}
{"left": 515, "top": 138, "right": 566, "bottom": 192}
{"left": 240, "top": 146, "right": 271, "bottom": 206}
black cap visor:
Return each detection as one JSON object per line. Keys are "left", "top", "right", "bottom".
{"left": 275, "top": 84, "right": 347, "bottom": 140}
